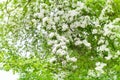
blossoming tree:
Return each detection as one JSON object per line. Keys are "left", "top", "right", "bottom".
{"left": 0, "top": 0, "right": 120, "bottom": 80}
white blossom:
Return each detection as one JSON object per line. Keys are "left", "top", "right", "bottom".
{"left": 98, "top": 37, "right": 105, "bottom": 45}
{"left": 82, "top": 40, "right": 91, "bottom": 48}
{"left": 72, "top": 65, "right": 78, "bottom": 70}
{"left": 62, "top": 23, "right": 68, "bottom": 31}
{"left": 77, "top": 1, "right": 85, "bottom": 8}
{"left": 70, "top": 57, "right": 77, "bottom": 62}
{"left": 113, "top": 51, "right": 120, "bottom": 58}
{"left": 88, "top": 70, "right": 96, "bottom": 77}
{"left": 103, "top": 26, "right": 112, "bottom": 36}
{"left": 68, "top": 10, "right": 78, "bottom": 17}
{"left": 54, "top": 16, "right": 60, "bottom": 22}
{"left": 95, "top": 62, "right": 107, "bottom": 74}
{"left": 75, "top": 40, "right": 82, "bottom": 46}
{"left": 99, "top": 44, "right": 109, "bottom": 52}
{"left": 49, "top": 57, "right": 56, "bottom": 63}
{"left": 43, "top": 17, "right": 48, "bottom": 24}
{"left": 62, "top": 61, "right": 67, "bottom": 66}
{"left": 66, "top": 56, "right": 77, "bottom": 62}
{"left": 53, "top": 72, "right": 67, "bottom": 80}
{"left": 105, "top": 54, "right": 112, "bottom": 60}
{"left": 92, "top": 29, "right": 97, "bottom": 34}
{"left": 49, "top": 32, "right": 55, "bottom": 38}
{"left": 56, "top": 49, "right": 67, "bottom": 56}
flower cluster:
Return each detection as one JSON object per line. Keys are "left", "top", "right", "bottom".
{"left": 35, "top": 1, "right": 93, "bottom": 64}
{"left": 88, "top": 62, "right": 107, "bottom": 77}
{"left": 1, "top": 0, "right": 120, "bottom": 79}
{"left": 10, "top": 0, "right": 120, "bottom": 78}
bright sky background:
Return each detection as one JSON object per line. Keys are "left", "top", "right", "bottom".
{"left": 0, "top": 70, "right": 19, "bottom": 80}
{"left": 0, "top": 0, "right": 6, "bottom": 3}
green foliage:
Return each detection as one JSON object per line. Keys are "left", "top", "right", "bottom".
{"left": 0, "top": 0, "right": 120, "bottom": 80}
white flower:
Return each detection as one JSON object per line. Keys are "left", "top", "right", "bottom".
{"left": 103, "top": 26, "right": 112, "bottom": 36}
{"left": 52, "top": 25, "right": 56, "bottom": 30}
{"left": 41, "top": 29, "right": 48, "bottom": 36}
{"left": 50, "top": 12, "right": 54, "bottom": 17}
{"left": 43, "top": 17, "right": 48, "bottom": 24}
{"left": 57, "top": 11, "right": 64, "bottom": 15}
{"left": 96, "top": 62, "right": 106, "bottom": 67}
{"left": 52, "top": 44, "right": 60, "bottom": 53}
{"left": 47, "top": 40, "right": 54, "bottom": 45}
{"left": 66, "top": 55, "right": 70, "bottom": 60}
{"left": 68, "top": 10, "right": 78, "bottom": 17}
{"left": 54, "top": 16, "right": 60, "bottom": 22}
{"left": 95, "top": 62, "right": 107, "bottom": 74}
{"left": 56, "top": 49, "right": 67, "bottom": 56}
{"left": 62, "top": 23, "right": 68, "bottom": 31}
{"left": 99, "top": 44, "right": 109, "bottom": 52}
{"left": 88, "top": 70, "right": 96, "bottom": 77}
{"left": 49, "top": 32, "right": 55, "bottom": 38}
{"left": 72, "top": 65, "right": 78, "bottom": 70}
{"left": 57, "top": 35, "right": 69, "bottom": 43}
{"left": 105, "top": 54, "right": 112, "bottom": 60}
{"left": 70, "top": 23, "right": 76, "bottom": 29}
{"left": 34, "top": 12, "right": 44, "bottom": 18}
{"left": 4, "top": 16, "right": 9, "bottom": 22}
{"left": 82, "top": 40, "right": 91, "bottom": 48}
{"left": 114, "top": 51, "right": 120, "bottom": 58}
{"left": 81, "top": 21, "right": 87, "bottom": 28}
{"left": 20, "top": 51, "right": 31, "bottom": 58}
{"left": 116, "top": 51, "right": 120, "bottom": 55}
{"left": 98, "top": 37, "right": 105, "bottom": 44}
{"left": 112, "top": 18, "right": 120, "bottom": 24}
{"left": 7, "top": 38, "right": 13, "bottom": 45}
{"left": 77, "top": 1, "right": 85, "bottom": 8}
{"left": 49, "top": 57, "right": 56, "bottom": 63}
{"left": 74, "top": 21, "right": 81, "bottom": 28}
{"left": 62, "top": 61, "right": 66, "bottom": 66}
{"left": 70, "top": 57, "right": 77, "bottom": 62}
{"left": 75, "top": 40, "right": 82, "bottom": 46}
{"left": 61, "top": 45, "right": 67, "bottom": 50}
{"left": 93, "top": 20, "right": 100, "bottom": 27}
{"left": 53, "top": 72, "right": 67, "bottom": 80}
{"left": 37, "top": 24, "right": 41, "bottom": 30}
{"left": 92, "top": 29, "right": 97, "bottom": 34}
{"left": 66, "top": 55, "right": 77, "bottom": 62}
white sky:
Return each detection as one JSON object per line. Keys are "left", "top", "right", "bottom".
{"left": 0, "top": 0, "right": 6, "bottom": 3}
{"left": 0, "top": 70, "right": 19, "bottom": 80}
